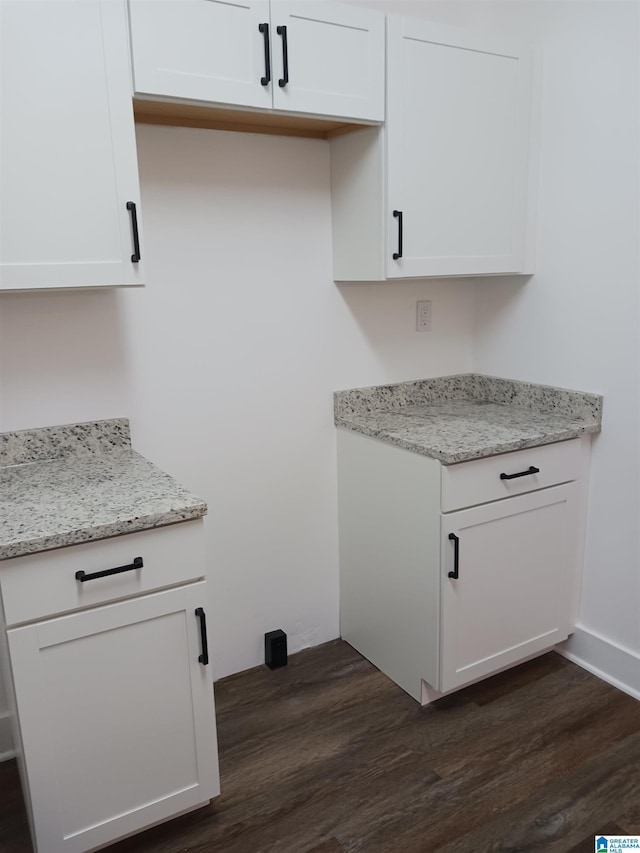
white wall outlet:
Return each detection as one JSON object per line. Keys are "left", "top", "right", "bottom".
{"left": 416, "top": 300, "right": 432, "bottom": 332}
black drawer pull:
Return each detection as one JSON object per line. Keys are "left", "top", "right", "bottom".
{"left": 126, "top": 201, "right": 141, "bottom": 263}
{"left": 448, "top": 533, "right": 459, "bottom": 579}
{"left": 75, "top": 556, "right": 143, "bottom": 583}
{"left": 277, "top": 25, "right": 288, "bottom": 87}
{"left": 195, "top": 607, "right": 209, "bottom": 666}
{"left": 392, "top": 209, "right": 403, "bottom": 259}
{"left": 258, "top": 23, "right": 270, "bottom": 86}
{"left": 500, "top": 466, "right": 540, "bottom": 481}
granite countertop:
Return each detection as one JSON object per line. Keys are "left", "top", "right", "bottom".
{"left": 334, "top": 374, "right": 603, "bottom": 464}
{"left": 0, "top": 419, "right": 207, "bottom": 560}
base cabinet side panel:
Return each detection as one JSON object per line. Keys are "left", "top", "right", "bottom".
{"left": 338, "top": 430, "right": 441, "bottom": 701}
{"left": 7, "top": 583, "right": 219, "bottom": 853}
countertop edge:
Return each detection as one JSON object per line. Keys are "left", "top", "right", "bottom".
{"left": 335, "top": 419, "right": 601, "bottom": 465}
{"left": 0, "top": 503, "right": 208, "bottom": 562}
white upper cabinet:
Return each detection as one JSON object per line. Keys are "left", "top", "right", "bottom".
{"left": 128, "top": 0, "right": 273, "bottom": 111}
{"left": 331, "top": 15, "right": 539, "bottom": 280}
{"left": 269, "top": 1, "right": 384, "bottom": 121}
{"left": 128, "top": 0, "right": 385, "bottom": 122}
{"left": 386, "top": 18, "right": 534, "bottom": 278}
{"left": 0, "top": 1, "right": 145, "bottom": 291}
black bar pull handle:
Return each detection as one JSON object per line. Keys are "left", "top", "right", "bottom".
{"left": 126, "top": 201, "right": 141, "bottom": 263}
{"left": 195, "top": 607, "right": 209, "bottom": 666}
{"left": 500, "top": 465, "right": 540, "bottom": 481}
{"left": 76, "top": 556, "right": 143, "bottom": 583}
{"left": 392, "top": 210, "right": 403, "bottom": 259}
{"left": 448, "top": 533, "right": 459, "bottom": 579}
{"left": 258, "top": 23, "right": 270, "bottom": 86}
{"left": 277, "top": 25, "right": 289, "bottom": 87}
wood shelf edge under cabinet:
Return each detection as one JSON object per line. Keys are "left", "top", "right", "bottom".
{"left": 132, "top": 98, "right": 374, "bottom": 141}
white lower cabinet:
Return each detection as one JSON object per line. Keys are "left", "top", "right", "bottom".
{"left": 337, "top": 430, "right": 589, "bottom": 702}
{"left": 0, "top": 522, "right": 219, "bottom": 853}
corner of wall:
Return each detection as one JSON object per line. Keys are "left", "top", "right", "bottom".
{"left": 556, "top": 626, "right": 640, "bottom": 701}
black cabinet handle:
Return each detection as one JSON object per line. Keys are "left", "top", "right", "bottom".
{"left": 195, "top": 607, "right": 209, "bottom": 666}
{"left": 392, "top": 210, "right": 403, "bottom": 259}
{"left": 75, "top": 556, "right": 143, "bottom": 583}
{"left": 126, "top": 201, "right": 141, "bottom": 263}
{"left": 258, "top": 23, "right": 270, "bottom": 86}
{"left": 448, "top": 533, "right": 459, "bottom": 579}
{"left": 277, "top": 25, "right": 289, "bottom": 87}
{"left": 500, "top": 465, "right": 540, "bottom": 481}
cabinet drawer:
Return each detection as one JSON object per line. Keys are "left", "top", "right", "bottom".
{"left": 0, "top": 520, "right": 206, "bottom": 627}
{"left": 441, "top": 439, "right": 582, "bottom": 512}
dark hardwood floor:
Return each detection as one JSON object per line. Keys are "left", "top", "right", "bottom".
{"left": 1, "top": 640, "right": 639, "bottom": 852}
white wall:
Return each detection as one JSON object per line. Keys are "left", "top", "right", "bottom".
{"left": 0, "top": 126, "right": 474, "bottom": 682}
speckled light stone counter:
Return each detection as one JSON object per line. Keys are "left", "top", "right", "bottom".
{"left": 0, "top": 419, "right": 207, "bottom": 560}
{"left": 334, "top": 375, "right": 602, "bottom": 464}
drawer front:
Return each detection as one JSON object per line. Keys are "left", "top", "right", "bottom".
{"left": 0, "top": 520, "right": 206, "bottom": 626}
{"left": 441, "top": 439, "right": 582, "bottom": 512}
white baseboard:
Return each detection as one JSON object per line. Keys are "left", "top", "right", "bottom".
{"left": 0, "top": 712, "right": 14, "bottom": 762}
{"left": 556, "top": 626, "right": 640, "bottom": 701}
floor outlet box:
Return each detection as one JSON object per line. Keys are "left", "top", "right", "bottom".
{"left": 265, "top": 629, "right": 288, "bottom": 669}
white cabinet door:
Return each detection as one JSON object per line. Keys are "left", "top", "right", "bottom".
{"left": 439, "top": 484, "right": 578, "bottom": 693}
{"left": 8, "top": 582, "right": 219, "bottom": 853}
{"left": 386, "top": 17, "right": 534, "bottom": 278}
{"left": 270, "top": 1, "right": 384, "bottom": 121}
{"left": 128, "top": 0, "right": 272, "bottom": 110}
{"left": 128, "top": 0, "right": 384, "bottom": 121}
{"left": 0, "top": 1, "right": 144, "bottom": 290}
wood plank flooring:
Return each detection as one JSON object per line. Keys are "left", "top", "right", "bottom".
{"left": 0, "top": 640, "right": 638, "bottom": 852}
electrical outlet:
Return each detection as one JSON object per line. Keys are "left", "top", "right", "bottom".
{"left": 416, "top": 300, "right": 432, "bottom": 332}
